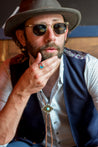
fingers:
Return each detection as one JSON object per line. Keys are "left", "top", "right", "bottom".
{"left": 35, "top": 56, "right": 60, "bottom": 81}
{"left": 33, "top": 52, "right": 42, "bottom": 67}
{"left": 30, "top": 52, "right": 60, "bottom": 74}
{"left": 29, "top": 56, "right": 60, "bottom": 92}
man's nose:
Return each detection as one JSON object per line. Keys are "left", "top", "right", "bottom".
{"left": 44, "top": 26, "right": 56, "bottom": 43}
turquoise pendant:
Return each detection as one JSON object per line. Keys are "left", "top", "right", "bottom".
{"left": 42, "top": 104, "right": 53, "bottom": 113}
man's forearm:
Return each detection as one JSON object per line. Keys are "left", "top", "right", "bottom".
{"left": 0, "top": 87, "right": 30, "bottom": 145}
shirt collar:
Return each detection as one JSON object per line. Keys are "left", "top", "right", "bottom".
{"left": 58, "top": 55, "right": 64, "bottom": 84}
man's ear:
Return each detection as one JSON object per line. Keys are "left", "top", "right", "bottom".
{"left": 65, "top": 28, "right": 68, "bottom": 41}
{"left": 16, "top": 30, "right": 26, "bottom": 46}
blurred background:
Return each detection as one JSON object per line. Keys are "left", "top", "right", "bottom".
{"left": 0, "top": 0, "right": 98, "bottom": 66}
{"left": 0, "top": 0, "right": 98, "bottom": 28}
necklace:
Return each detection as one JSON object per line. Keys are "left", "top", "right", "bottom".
{"left": 42, "top": 104, "right": 53, "bottom": 113}
{"left": 42, "top": 99, "right": 53, "bottom": 147}
{"left": 37, "top": 90, "right": 54, "bottom": 147}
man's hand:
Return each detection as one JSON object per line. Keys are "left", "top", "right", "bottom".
{"left": 14, "top": 52, "right": 60, "bottom": 97}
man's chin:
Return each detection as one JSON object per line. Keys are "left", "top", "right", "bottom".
{"left": 41, "top": 52, "right": 63, "bottom": 61}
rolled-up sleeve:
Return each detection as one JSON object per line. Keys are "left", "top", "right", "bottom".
{"left": 0, "top": 144, "right": 8, "bottom": 147}
{"left": 84, "top": 54, "right": 98, "bottom": 110}
{"left": 0, "top": 59, "right": 12, "bottom": 111}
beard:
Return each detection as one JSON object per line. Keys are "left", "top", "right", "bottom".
{"left": 39, "top": 42, "right": 64, "bottom": 61}
{"left": 25, "top": 40, "right": 65, "bottom": 61}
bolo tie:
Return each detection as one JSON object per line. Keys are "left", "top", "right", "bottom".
{"left": 42, "top": 98, "right": 54, "bottom": 147}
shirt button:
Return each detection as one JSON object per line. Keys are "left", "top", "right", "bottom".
{"left": 56, "top": 132, "right": 59, "bottom": 135}
{"left": 58, "top": 141, "right": 61, "bottom": 144}
{"left": 54, "top": 121, "right": 57, "bottom": 124}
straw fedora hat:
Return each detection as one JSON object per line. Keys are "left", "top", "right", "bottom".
{"left": 4, "top": 0, "right": 81, "bottom": 37}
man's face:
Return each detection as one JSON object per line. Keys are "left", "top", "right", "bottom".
{"left": 23, "top": 14, "right": 68, "bottom": 61}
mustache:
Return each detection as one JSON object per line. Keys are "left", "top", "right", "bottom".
{"left": 39, "top": 42, "right": 60, "bottom": 51}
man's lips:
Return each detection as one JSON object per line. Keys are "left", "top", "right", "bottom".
{"left": 44, "top": 47, "right": 57, "bottom": 53}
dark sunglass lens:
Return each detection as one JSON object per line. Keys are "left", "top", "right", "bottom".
{"left": 33, "top": 24, "right": 46, "bottom": 36}
{"left": 54, "top": 23, "right": 66, "bottom": 34}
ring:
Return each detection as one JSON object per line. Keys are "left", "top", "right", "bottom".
{"left": 39, "top": 63, "right": 44, "bottom": 69}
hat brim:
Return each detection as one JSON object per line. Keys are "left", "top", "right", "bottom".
{"left": 4, "top": 7, "right": 81, "bottom": 37}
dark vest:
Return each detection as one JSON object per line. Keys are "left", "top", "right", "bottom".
{"left": 10, "top": 48, "right": 98, "bottom": 147}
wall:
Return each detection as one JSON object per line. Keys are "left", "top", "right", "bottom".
{"left": 66, "top": 37, "right": 98, "bottom": 57}
{"left": 0, "top": 40, "right": 21, "bottom": 66}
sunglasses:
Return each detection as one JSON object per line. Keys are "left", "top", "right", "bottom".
{"left": 25, "top": 22, "right": 69, "bottom": 36}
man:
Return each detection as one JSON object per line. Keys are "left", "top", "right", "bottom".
{"left": 0, "top": 0, "right": 98, "bottom": 147}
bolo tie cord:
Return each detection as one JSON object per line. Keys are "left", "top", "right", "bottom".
{"left": 42, "top": 99, "right": 53, "bottom": 147}
{"left": 45, "top": 113, "right": 53, "bottom": 147}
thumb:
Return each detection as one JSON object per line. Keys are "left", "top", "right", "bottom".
{"left": 33, "top": 52, "right": 42, "bottom": 65}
